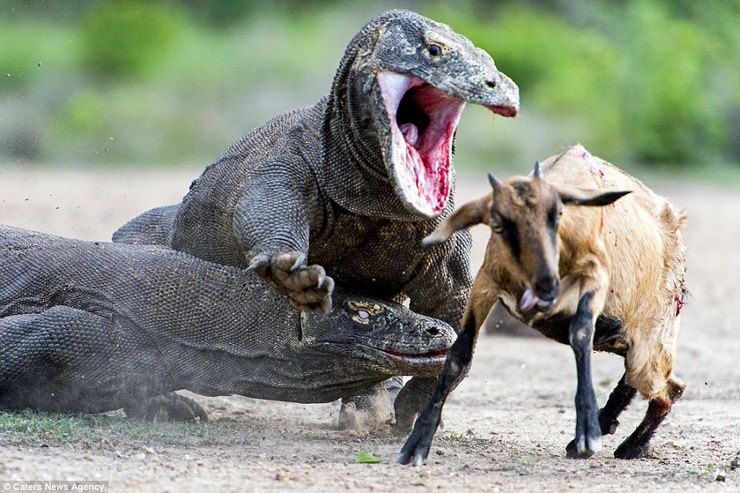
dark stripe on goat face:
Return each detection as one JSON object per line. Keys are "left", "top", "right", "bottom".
{"left": 546, "top": 204, "right": 560, "bottom": 246}
{"left": 500, "top": 216, "right": 521, "bottom": 262}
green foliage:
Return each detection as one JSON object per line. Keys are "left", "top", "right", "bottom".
{"left": 0, "top": 0, "right": 738, "bottom": 170}
{"left": 80, "top": 0, "right": 185, "bottom": 78}
{"left": 354, "top": 451, "right": 383, "bottom": 463}
{"left": 0, "top": 22, "right": 79, "bottom": 91}
{"left": 0, "top": 27, "right": 45, "bottom": 90}
{"left": 435, "top": 6, "right": 624, "bottom": 157}
{"left": 428, "top": 0, "right": 738, "bottom": 166}
{"left": 619, "top": 0, "right": 725, "bottom": 163}
{"left": 0, "top": 410, "right": 246, "bottom": 447}
{"left": 0, "top": 410, "right": 87, "bottom": 442}
{"left": 59, "top": 91, "right": 105, "bottom": 136}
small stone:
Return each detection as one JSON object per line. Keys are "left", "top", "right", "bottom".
{"left": 275, "top": 471, "right": 286, "bottom": 481}
{"left": 436, "top": 449, "right": 445, "bottom": 456}
{"left": 731, "top": 456, "right": 739, "bottom": 470}
{"left": 715, "top": 470, "right": 726, "bottom": 482}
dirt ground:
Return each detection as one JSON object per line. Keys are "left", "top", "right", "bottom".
{"left": 0, "top": 164, "right": 738, "bottom": 492}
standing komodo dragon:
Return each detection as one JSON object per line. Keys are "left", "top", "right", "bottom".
{"left": 0, "top": 226, "right": 455, "bottom": 420}
{"left": 113, "top": 10, "right": 519, "bottom": 429}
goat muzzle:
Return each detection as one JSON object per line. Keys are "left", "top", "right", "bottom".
{"left": 520, "top": 287, "right": 558, "bottom": 314}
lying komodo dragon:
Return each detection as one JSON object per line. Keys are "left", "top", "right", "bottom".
{"left": 113, "top": 9, "right": 519, "bottom": 427}
{"left": 0, "top": 226, "right": 455, "bottom": 420}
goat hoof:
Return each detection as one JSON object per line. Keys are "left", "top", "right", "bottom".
{"left": 614, "top": 441, "right": 650, "bottom": 459}
{"left": 566, "top": 444, "right": 594, "bottom": 459}
{"left": 599, "top": 416, "right": 620, "bottom": 435}
{"left": 566, "top": 435, "right": 601, "bottom": 458}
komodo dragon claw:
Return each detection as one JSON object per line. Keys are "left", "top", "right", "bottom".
{"left": 289, "top": 253, "right": 307, "bottom": 272}
{"left": 289, "top": 253, "right": 331, "bottom": 288}
{"left": 248, "top": 251, "right": 336, "bottom": 313}
{"left": 246, "top": 254, "right": 269, "bottom": 275}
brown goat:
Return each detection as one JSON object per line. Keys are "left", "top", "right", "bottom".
{"left": 399, "top": 144, "right": 686, "bottom": 465}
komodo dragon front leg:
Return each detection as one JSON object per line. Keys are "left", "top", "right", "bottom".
{"left": 235, "top": 178, "right": 334, "bottom": 313}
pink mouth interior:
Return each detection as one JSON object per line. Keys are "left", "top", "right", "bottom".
{"left": 378, "top": 72, "right": 466, "bottom": 216}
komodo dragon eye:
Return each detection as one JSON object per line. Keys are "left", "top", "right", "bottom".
{"left": 427, "top": 43, "right": 442, "bottom": 57}
{"left": 347, "top": 301, "right": 384, "bottom": 325}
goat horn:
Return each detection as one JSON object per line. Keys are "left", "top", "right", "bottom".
{"left": 533, "top": 161, "right": 543, "bottom": 179}
{"left": 487, "top": 172, "right": 502, "bottom": 189}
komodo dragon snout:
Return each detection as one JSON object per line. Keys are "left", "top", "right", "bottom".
{"left": 364, "top": 13, "right": 519, "bottom": 217}
{"left": 301, "top": 297, "right": 456, "bottom": 377}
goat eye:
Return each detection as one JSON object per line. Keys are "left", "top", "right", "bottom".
{"left": 491, "top": 223, "right": 504, "bottom": 235}
{"left": 427, "top": 43, "right": 442, "bottom": 57}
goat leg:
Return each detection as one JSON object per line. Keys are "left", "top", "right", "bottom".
{"left": 566, "top": 291, "right": 602, "bottom": 458}
{"left": 566, "top": 372, "right": 636, "bottom": 454}
{"left": 397, "top": 316, "right": 478, "bottom": 466}
{"left": 613, "top": 377, "right": 684, "bottom": 459}
{"left": 598, "top": 373, "right": 637, "bottom": 435}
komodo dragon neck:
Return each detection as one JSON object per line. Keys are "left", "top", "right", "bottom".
{"left": 319, "top": 10, "right": 519, "bottom": 221}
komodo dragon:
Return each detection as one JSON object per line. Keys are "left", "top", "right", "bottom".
{"left": 113, "top": 9, "right": 519, "bottom": 428}
{"left": 0, "top": 226, "right": 455, "bottom": 420}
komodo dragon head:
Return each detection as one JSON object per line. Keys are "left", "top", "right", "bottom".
{"left": 299, "top": 293, "right": 455, "bottom": 379}
{"left": 328, "top": 10, "right": 519, "bottom": 218}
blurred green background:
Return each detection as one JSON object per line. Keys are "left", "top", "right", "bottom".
{"left": 1, "top": 0, "right": 738, "bottom": 178}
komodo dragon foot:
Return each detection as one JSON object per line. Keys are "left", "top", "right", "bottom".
{"left": 248, "top": 251, "right": 335, "bottom": 312}
{"left": 125, "top": 393, "right": 208, "bottom": 422}
{"left": 338, "top": 376, "right": 404, "bottom": 430}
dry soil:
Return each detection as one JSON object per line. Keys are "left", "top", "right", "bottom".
{"left": 0, "top": 165, "right": 737, "bottom": 492}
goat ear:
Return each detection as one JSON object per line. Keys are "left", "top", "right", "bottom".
{"left": 422, "top": 195, "right": 491, "bottom": 247}
{"left": 553, "top": 184, "right": 632, "bottom": 207}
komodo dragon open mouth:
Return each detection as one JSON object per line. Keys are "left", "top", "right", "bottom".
{"left": 377, "top": 72, "right": 518, "bottom": 217}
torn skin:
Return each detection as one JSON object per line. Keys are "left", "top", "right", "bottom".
{"left": 377, "top": 71, "right": 517, "bottom": 217}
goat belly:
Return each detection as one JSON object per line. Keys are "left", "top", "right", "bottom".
{"left": 532, "top": 314, "right": 626, "bottom": 354}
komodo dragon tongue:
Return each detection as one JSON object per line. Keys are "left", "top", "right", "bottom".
{"left": 369, "top": 11, "right": 520, "bottom": 218}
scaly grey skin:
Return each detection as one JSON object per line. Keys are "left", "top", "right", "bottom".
{"left": 0, "top": 226, "right": 455, "bottom": 420}
{"left": 113, "top": 10, "right": 519, "bottom": 429}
